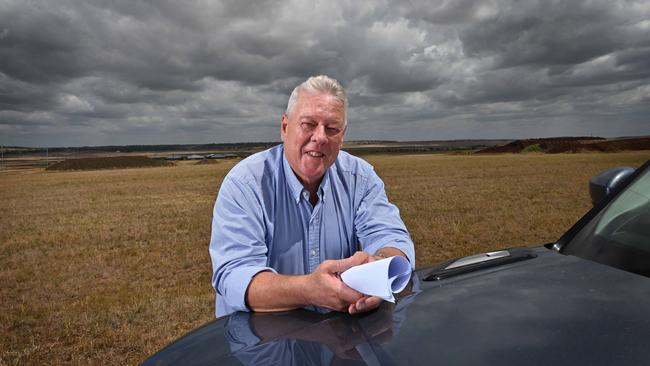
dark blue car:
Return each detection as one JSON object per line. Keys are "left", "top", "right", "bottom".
{"left": 144, "top": 160, "right": 650, "bottom": 365}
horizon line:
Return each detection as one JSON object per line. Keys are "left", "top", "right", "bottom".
{"left": 2, "top": 134, "right": 649, "bottom": 150}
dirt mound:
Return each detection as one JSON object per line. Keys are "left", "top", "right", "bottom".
{"left": 578, "top": 137, "right": 650, "bottom": 152}
{"left": 476, "top": 137, "right": 603, "bottom": 153}
{"left": 475, "top": 136, "right": 650, "bottom": 154}
{"left": 46, "top": 156, "right": 172, "bottom": 171}
{"left": 195, "top": 159, "right": 222, "bottom": 165}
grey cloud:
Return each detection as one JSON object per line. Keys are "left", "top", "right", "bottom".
{"left": 0, "top": 2, "right": 88, "bottom": 84}
{"left": 452, "top": 0, "right": 650, "bottom": 100}
{"left": 458, "top": 1, "right": 626, "bottom": 67}
{"left": 401, "top": 0, "right": 489, "bottom": 25}
{"left": 0, "top": 73, "right": 58, "bottom": 112}
{"left": 0, "top": 0, "right": 649, "bottom": 147}
{"left": 613, "top": 46, "right": 650, "bottom": 78}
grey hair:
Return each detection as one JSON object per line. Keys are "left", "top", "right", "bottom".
{"left": 285, "top": 75, "right": 348, "bottom": 124}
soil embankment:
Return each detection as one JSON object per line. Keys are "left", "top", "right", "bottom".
{"left": 46, "top": 156, "right": 171, "bottom": 171}
{"left": 476, "top": 136, "right": 650, "bottom": 154}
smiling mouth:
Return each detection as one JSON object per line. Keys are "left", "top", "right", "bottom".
{"left": 306, "top": 151, "right": 324, "bottom": 157}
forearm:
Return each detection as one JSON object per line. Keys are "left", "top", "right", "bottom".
{"left": 246, "top": 253, "right": 371, "bottom": 313}
{"left": 246, "top": 271, "right": 310, "bottom": 312}
{"left": 354, "top": 170, "right": 416, "bottom": 266}
{"left": 364, "top": 240, "right": 414, "bottom": 267}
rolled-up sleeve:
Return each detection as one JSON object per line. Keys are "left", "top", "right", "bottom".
{"left": 354, "top": 170, "right": 416, "bottom": 268}
{"left": 210, "top": 176, "right": 276, "bottom": 317}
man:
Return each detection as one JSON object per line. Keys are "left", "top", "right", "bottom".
{"left": 210, "top": 75, "right": 415, "bottom": 318}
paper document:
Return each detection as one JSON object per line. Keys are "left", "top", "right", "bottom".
{"left": 341, "top": 256, "right": 411, "bottom": 303}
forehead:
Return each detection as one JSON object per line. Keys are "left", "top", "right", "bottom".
{"left": 292, "top": 91, "right": 345, "bottom": 122}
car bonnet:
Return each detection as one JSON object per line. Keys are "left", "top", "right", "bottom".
{"left": 143, "top": 247, "right": 650, "bottom": 365}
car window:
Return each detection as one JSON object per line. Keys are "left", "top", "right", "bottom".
{"left": 562, "top": 166, "right": 650, "bottom": 277}
{"left": 594, "top": 171, "right": 650, "bottom": 250}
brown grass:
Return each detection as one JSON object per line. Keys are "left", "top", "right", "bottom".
{"left": 1, "top": 151, "right": 648, "bottom": 365}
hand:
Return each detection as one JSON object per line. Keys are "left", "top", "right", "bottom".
{"left": 304, "top": 251, "right": 369, "bottom": 312}
{"left": 347, "top": 253, "right": 384, "bottom": 314}
{"left": 347, "top": 248, "right": 409, "bottom": 314}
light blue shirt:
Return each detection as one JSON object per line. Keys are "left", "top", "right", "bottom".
{"left": 210, "top": 144, "right": 415, "bottom": 317}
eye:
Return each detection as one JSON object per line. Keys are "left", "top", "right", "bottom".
{"left": 326, "top": 127, "right": 341, "bottom": 135}
{"left": 300, "top": 121, "right": 316, "bottom": 131}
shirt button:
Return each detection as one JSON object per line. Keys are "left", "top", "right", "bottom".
{"left": 310, "top": 249, "right": 317, "bottom": 257}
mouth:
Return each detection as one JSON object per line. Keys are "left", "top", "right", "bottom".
{"left": 305, "top": 151, "right": 325, "bottom": 158}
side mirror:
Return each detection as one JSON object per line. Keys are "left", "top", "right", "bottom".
{"left": 589, "top": 166, "right": 635, "bottom": 206}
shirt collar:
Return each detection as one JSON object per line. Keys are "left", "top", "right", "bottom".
{"left": 282, "top": 149, "right": 307, "bottom": 204}
{"left": 319, "top": 167, "right": 330, "bottom": 202}
{"left": 281, "top": 146, "right": 332, "bottom": 204}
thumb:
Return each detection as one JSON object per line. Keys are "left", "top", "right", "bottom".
{"left": 336, "top": 251, "right": 369, "bottom": 273}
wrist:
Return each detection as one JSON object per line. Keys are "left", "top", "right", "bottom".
{"left": 374, "top": 247, "right": 406, "bottom": 259}
{"left": 297, "top": 274, "right": 312, "bottom": 307}
{"left": 374, "top": 251, "right": 390, "bottom": 259}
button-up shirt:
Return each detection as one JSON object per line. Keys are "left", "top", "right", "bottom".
{"left": 210, "top": 144, "right": 415, "bottom": 317}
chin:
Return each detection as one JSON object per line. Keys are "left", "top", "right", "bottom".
{"left": 298, "top": 166, "right": 324, "bottom": 180}
{"left": 303, "top": 170, "right": 325, "bottom": 181}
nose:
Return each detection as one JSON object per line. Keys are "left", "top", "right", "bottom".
{"left": 311, "top": 125, "right": 327, "bottom": 145}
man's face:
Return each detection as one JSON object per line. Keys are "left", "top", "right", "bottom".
{"left": 281, "top": 91, "right": 346, "bottom": 188}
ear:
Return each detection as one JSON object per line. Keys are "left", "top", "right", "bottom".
{"left": 340, "top": 123, "right": 347, "bottom": 142}
{"left": 280, "top": 114, "right": 288, "bottom": 142}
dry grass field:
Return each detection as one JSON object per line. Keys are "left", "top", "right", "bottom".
{"left": 1, "top": 151, "right": 648, "bottom": 365}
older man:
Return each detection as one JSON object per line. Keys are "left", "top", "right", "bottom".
{"left": 210, "top": 75, "right": 415, "bottom": 317}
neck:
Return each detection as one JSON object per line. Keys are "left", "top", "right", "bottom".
{"left": 301, "top": 178, "right": 321, "bottom": 200}
{"left": 293, "top": 173, "right": 323, "bottom": 207}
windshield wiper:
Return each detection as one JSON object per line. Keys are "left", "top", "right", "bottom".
{"left": 423, "top": 247, "right": 537, "bottom": 281}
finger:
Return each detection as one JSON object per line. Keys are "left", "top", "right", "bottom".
{"left": 354, "top": 297, "right": 367, "bottom": 313}
{"left": 355, "top": 296, "right": 382, "bottom": 313}
{"left": 317, "top": 259, "right": 335, "bottom": 272}
{"left": 349, "top": 294, "right": 373, "bottom": 314}
{"left": 338, "top": 284, "right": 364, "bottom": 304}
{"left": 337, "top": 252, "right": 370, "bottom": 273}
{"left": 348, "top": 303, "right": 357, "bottom": 314}
{"left": 351, "top": 296, "right": 367, "bottom": 313}
{"left": 319, "top": 259, "right": 347, "bottom": 275}
{"left": 353, "top": 251, "right": 371, "bottom": 263}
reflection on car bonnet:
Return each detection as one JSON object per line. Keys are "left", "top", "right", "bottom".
{"left": 224, "top": 273, "right": 421, "bottom": 365}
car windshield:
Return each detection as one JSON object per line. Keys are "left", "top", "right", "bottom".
{"left": 562, "top": 163, "right": 650, "bottom": 277}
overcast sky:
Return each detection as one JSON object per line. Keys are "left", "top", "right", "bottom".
{"left": 1, "top": 0, "right": 649, "bottom": 147}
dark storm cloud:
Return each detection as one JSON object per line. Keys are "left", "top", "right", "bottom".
{"left": 0, "top": 0, "right": 648, "bottom": 147}
{"left": 0, "top": 2, "right": 88, "bottom": 84}
{"left": 458, "top": 2, "right": 630, "bottom": 68}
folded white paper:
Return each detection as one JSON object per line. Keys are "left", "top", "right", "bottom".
{"left": 340, "top": 256, "right": 411, "bottom": 303}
